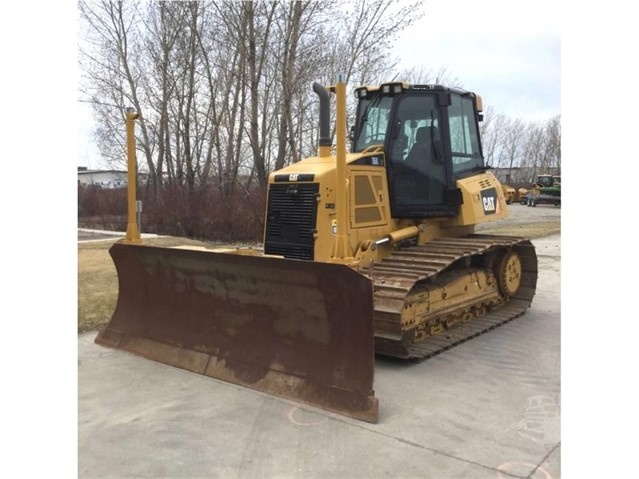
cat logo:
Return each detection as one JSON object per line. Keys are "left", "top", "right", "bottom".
{"left": 483, "top": 196, "right": 496, "bottom": 211}
{"left": 481, "top": 187, "right": 499, "bottom": 215}
{"left": 289, "top": 173, "right": 299, "bottom": 182}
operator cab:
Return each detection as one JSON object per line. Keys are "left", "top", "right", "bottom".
{"left": 536, "top": 175, "right": 555, "bottom": 188}
{"left": 352, "top": 83, "right": 485, "bottom": 218}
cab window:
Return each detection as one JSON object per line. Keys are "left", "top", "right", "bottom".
{"left": 448, "top": 95, "right": 483, "bottom": 175}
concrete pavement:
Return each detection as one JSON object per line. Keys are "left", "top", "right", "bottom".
{"left": 78, "top": 234, "right": 561, "bottom": 479}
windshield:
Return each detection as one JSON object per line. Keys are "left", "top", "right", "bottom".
{"left": 354, "top": 95, "right": 393, "bottom": 151}
{"left": 537, "top": 176, "right": 554, "bottom": 187}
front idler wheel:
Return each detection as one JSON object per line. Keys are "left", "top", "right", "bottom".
{"left": 494, "top": 249, "right": 522, "bottom": 298}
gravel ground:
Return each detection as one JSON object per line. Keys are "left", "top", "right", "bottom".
{"left": 476, "top": 201, "right": 561, "bottom": 238}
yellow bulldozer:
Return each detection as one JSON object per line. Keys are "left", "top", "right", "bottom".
{"left": 501, "top": 183, "right": 528, "bottom": 204}
{"left": 96, "top": 79, "right": 538, "bottom": 423}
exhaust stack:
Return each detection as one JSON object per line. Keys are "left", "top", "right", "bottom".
{"left": 313, "top": 82, "right": 331, "bottom": 157}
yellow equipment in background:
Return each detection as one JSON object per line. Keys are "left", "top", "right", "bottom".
{"left": 501, "top": 183, "right": 529, "bottom": 204}
{"left": 96, "top": 78, "right": 538, "bottom": 423}
{"left": 501, "top": 183, "right": 517, "bottom": 204}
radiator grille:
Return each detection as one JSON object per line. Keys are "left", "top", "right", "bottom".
{"left": 264, "top": 183, "right": 319, "bottom": 260}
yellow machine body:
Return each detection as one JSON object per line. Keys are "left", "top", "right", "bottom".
{"left": 268, "top": 152, "right": 510, "bottom": 266}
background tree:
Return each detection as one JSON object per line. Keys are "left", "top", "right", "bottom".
{"left": 500, "top": 117, "right": 526, "bottom": 179}
{"left": 479, "top": 107, "right": 506, "bottom": 168}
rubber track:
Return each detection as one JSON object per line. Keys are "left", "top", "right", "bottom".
{"left": 364, "top": 234, "right": 538, "bottom": 360}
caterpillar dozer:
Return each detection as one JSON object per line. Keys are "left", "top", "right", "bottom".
{"left": 96, "top": 79, "right": 538, "bottom": 423}
{"left": 501, "top": 183, "right": 528, "bottom": 204}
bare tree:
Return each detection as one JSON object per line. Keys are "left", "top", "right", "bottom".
{"left": 544, "top": 114, "right": 561, "bottom": 173}
{"left": 243, "top": 1, "right": 278, "bottom": 187}
{"left": 138, "top": 0, "right": 188, "bottom": 196}
{"left": 79, "top": 1, "right": 160, "bottom": 179}
{"left": 479, "top": 107, "right": 507, "bottom": 168}
{"left": 500, "top": 117, "right": 526, "bottom": 178}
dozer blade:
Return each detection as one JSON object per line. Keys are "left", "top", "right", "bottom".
{"left": 96, "top": 243, "right": 378, "bottom": 423}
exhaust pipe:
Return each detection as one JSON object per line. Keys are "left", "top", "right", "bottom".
{"left": 313, "top": 82, "right": 331, "bottom": 157}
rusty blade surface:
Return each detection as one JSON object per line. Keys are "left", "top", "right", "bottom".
{"left": 95, "top": 243, "right": 378, "bottom": 423}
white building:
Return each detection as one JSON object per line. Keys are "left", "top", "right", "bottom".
{"left": 78, "top": 167, "right": 128, "bottom": 188}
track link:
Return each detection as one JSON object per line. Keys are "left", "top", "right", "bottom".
{"left": 363, "top": 234, "right": 538, "bottom": 360}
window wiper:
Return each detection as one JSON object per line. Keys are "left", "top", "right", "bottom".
{"left": 429, "top": 114, "right": 443, "bottom": 164}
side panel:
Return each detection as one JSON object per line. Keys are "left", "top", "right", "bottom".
{"left": 450, "top": 172, "right": 510, "bottom": 227}
{"left": 95, "top": 243, "right": 378, "bottom": 423}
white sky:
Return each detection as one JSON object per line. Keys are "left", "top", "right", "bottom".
{"left": 392, "top": 0, "right": 560, "bottom": 122}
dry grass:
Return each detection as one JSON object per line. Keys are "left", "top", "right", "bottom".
{"left": 477, "top": 221, "right": 561, "bottom": 239}
{"left": 77, "top": 248, "right": 118, "bottom": 333}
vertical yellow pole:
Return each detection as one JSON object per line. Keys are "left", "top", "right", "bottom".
{"left": 124, "top": 108, "right": 141, "bottom": 243}
{"left": 330, "top": 77, "right": 353, "bottom": 262}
